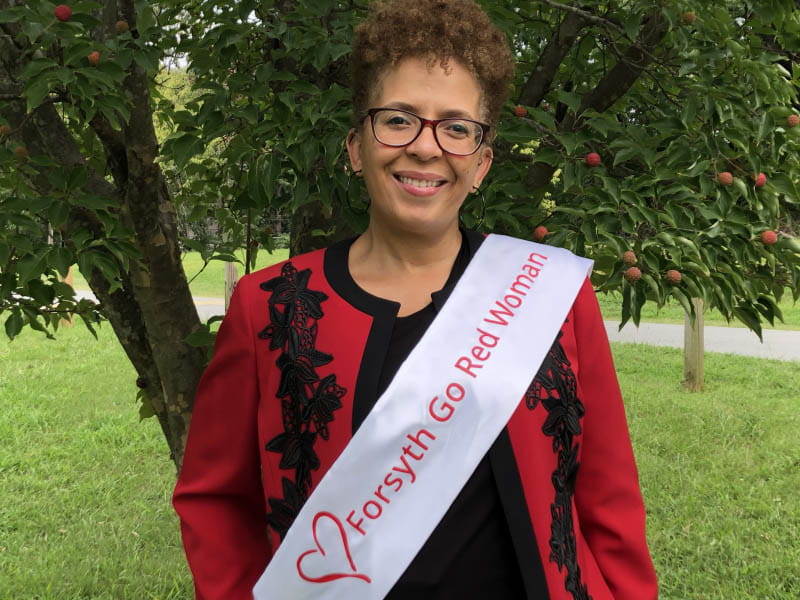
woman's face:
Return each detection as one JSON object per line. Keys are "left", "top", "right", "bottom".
{"left": 346, "top": 57, "right": 493, "bottom": 238}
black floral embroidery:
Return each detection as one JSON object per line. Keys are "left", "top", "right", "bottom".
{"left": 525, "top": 331, "right": 592, "bottom": 600}
{"left": 259, "top": 262, "right": 346, "bottom": 540}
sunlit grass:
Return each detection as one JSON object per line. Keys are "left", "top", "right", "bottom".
{"left": 1, "top": 327, "right": 798, "bottom": 598}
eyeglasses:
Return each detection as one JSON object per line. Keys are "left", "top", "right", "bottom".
{"left": 366, "top": 108, "right": 490, "bottom": 156}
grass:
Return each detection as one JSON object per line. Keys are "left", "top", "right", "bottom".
{"left": 0, "top": 326, "right": 191, "bottom": 599}
{"left": 1, "top": 327, "right": 799, "bottom": 598}
{"left": 616, "top": 345, "right": 800, "bottom": 599}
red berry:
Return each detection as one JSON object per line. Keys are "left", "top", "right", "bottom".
{"left": 622, "top": 250, "right": 637, "bottom": 266}
{"left": 250, "top": 239, "right": 259, "bottom": 247}
{"left": 533, "top": 225, "right": 548, "bottom": 242}
{"left": 115, "top": 20, "right": 130, "bottom": 34}
{"left": 624, "top": 267, "right": 642, "bottom": 283}
{"left": 754, "top": 172, "right": 767, "bottom": 188}
{"left": 88, "top": 51, "right": 100, "bottom": 66}
{"left": 682, "top": 11, "right": 696, "bottom": 25}
{"left": 584, "top": 152, "right": 601, "bottom": 167}
{"left": 542, "top": 102, "right": 550, "bottom": 112}
{"left": 760, "top": 230, "right": 778, "bottom": 246}
{"left": 786, "top": 114, "right": 799, "bottom": 128}
{"left": 513, "top": 105, "right": 527, "bottom": 118}
{"left": 54, "top": 4, "right": 72, "bottom": 22}
{"left": 717, "top": 172, "right": 733, "bottom": 186}
{"left": 0, "top": 124, "right": 11, "bottom": 137}
{"left": 665, "top": 269, "right": 682, "bottom": 284}
{"left": 14, "top": 146, "right": 28, "bottom": 159}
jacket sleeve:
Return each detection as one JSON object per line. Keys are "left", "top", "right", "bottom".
{"left": 571, "top": 279, "right": 658, "bottom": 599}
{"left": 173, "top": 278, "right": 271, "bottom": 600}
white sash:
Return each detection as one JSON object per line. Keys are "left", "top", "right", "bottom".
{"left": 253, "top": 234, "right": 592, "bottom": 599}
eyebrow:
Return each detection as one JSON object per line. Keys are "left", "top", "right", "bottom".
{"left": 382, "top": 102, "right": 476, "bottom": 120}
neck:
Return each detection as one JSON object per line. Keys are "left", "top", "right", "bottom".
{"left": 347, "top": 221, "right": 464, "bottom": 316}
{"left": 351, "top": 220, "right": 462, "bottom": 273}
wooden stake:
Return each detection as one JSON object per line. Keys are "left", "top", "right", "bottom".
{"left": 683, "top": 297, "right": 704, "bottom": 391}
{"left": 61, "top": 268, "right": 74, "bottom": 327}
{"left": 224, "top": 261, "right": 238, "bottom": 312}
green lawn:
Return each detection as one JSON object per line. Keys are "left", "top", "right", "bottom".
{"left": 1, "top": 327, "right": 798, "bottom": 598}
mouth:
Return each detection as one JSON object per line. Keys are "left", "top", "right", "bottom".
{"left": 394, "top": 174, "right": 447, "bottom": 188}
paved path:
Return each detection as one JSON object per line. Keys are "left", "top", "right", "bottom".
{"left": 605, "top": 321, "right": 800, "bottom": 362}
{"left": 77, "top": 292, "right": 800, "bottom": 362}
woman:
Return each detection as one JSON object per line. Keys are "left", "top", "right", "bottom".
{"left": 173, "top": 1, "right": 658, "bottom": 599}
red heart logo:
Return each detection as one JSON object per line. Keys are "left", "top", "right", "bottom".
{"left": 296, "top": 511, "right": 372, "bottom": 584}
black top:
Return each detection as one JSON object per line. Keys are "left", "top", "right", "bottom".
{"left": 350, "top": 233, "right": 527, "bottom": 599}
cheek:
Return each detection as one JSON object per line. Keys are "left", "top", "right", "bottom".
{"left": 451, "top": 157, "right": 481, "bottom": 182}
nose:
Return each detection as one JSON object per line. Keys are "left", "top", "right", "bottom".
{"left": 405, "top": 122, "right": 443, "bottom": 160}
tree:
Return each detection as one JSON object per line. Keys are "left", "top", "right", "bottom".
{"left": 2, "top": 0, "right": 799, "bottom": 467}
{"left": 0, "top": 0, "right": 207, "bottom": 467}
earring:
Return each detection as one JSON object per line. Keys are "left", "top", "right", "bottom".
{"left": 343, "top": 169, "right": 370, "bottom": 215}
{"left": 465, "top": 185, "right": 486, "bottom": 229}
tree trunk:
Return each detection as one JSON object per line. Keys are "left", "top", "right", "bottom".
{"left": 683, "top": 297, "right": 704, "bottom": 392}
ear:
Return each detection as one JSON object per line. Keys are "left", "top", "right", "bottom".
{"left": 346, "top": 128, "right": 363, "bottom": 173}
{"left": 472, "top": 146, "right": 493, "bottom": 189}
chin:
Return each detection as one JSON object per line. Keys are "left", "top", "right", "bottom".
{"left": 377, "top": 210, "right": 459, "bottom": 239}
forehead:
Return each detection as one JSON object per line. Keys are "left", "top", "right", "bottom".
{"left": 370, "top": 56, "right": 484, "bottom": 119}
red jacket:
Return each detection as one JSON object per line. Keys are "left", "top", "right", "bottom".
{"left": 174, "top": 232, "right": 657, "bottom": 599}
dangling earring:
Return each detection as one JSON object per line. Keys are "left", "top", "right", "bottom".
{"left": 343, "top": 169, "right": 370, "bottom": 215}
{"left": 465, "top": 185, "right": 486, "bottom": 229}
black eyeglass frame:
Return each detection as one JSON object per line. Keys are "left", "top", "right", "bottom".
{"left": 365, "top": 107, "right": 491, "bottom": 156}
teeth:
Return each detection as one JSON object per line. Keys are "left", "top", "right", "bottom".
{"left": 398, "top": 176, "right": 443, "bottom": 188}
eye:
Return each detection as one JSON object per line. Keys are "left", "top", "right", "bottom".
{"left": 380, "top": 111, "right": 413, "bottom": 127}
{"left": 441, "top": 120, "right": 471, "bottom": 137}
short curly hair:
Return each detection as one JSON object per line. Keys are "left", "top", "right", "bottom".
{"left": 351, "top": 0, "right": 514, "bottom": 139}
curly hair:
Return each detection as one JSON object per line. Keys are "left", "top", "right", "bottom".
{"left": 351, "top": 0, "right": 514, "bottom": 138}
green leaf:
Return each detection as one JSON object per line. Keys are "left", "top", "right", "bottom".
{"left": 16, "top": 251, "right": 48, "bottom": 282}
{"left": 0, "top": 242, "right": 9, "bottom": 267}
{"left": 209, "top": 254, "right": 240, "bottom": 263}
{"left": 556, "top": 90, "right": 581, "bottom": 112}
{"left": 23, "top": 77, "right": 51, "bottom": 113}
{"left": 21, "top": 58, "right": 57, "bottom": 80}
{"left": 59, "top": 169, "right": 83, "bottom": 195}
{"left": 733, "top": 305, "right": 763, "bottom": 340}
{"left": 533, "top": 146, "right": 562, "bottom": 167}
{"left": 185, "top": 328, "right": 217, "bottom": 347}
{"left": 0, "top": 7, "right": 27, "bottom": 22}
{"left": 4, "top": 311, "right": 23, "bottom": 340}
{"left": 138, "top": 389, "right": 156, "bottom": 421}
{"left": 670, "top": 287, "right": 693, "bottom": 317}
{"left": 622, "top": 12, "right": 640, "bottom": 40}
{"left": 48, "top": 247, "right": 74, "bottom": 278}
{"left": 619, "top": 282, "right": 632, "bottom": 330}
{"left": 164, "top": 132, "right": 203, "bottom": 168}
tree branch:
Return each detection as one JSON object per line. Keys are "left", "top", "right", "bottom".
{"left": 574, "top": 8, "right": 670, "bottom": 117}
{"left": 537, "top": 0, "right": 625, "bottom": 34}
{"left": 517, "top": 10, "right": 589, "bottom": 107}
{"left": 521, "top": 7, "right": 671, "bottom": 197}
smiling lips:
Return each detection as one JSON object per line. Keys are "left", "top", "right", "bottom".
{"left": 394, "top": 173, "right": 447, "bottom": 197}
